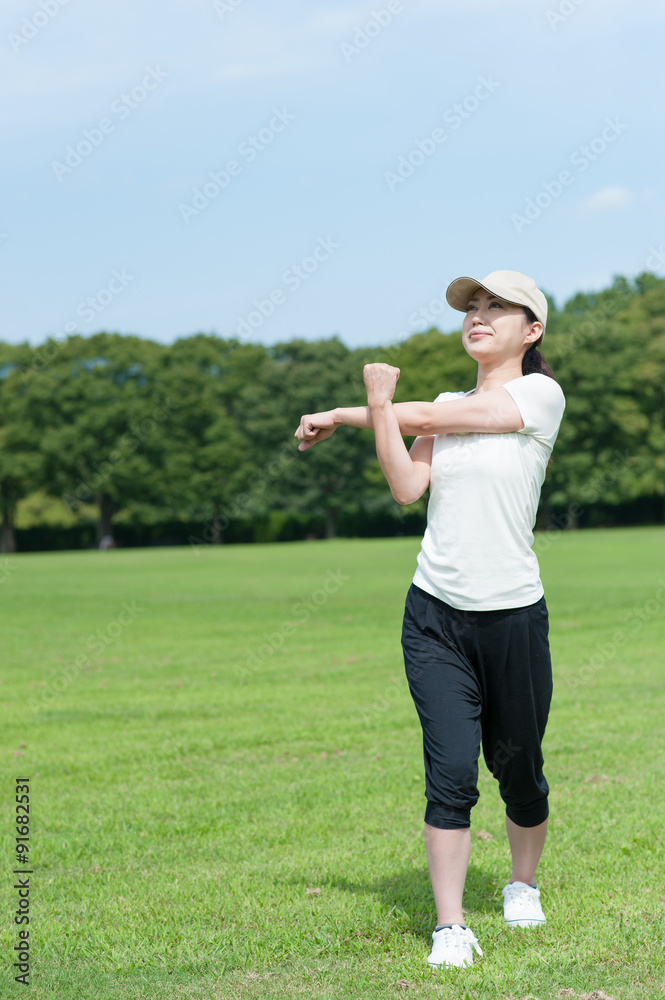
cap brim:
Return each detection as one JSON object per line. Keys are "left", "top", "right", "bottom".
{"left": 445, "top": 276, "right": 487, "bottom": 312}
{"left": 446, "top": 275, "right": 531, "bottom": 314}
{"left": 446, "top": 272, "right": 547, "bottom": 331}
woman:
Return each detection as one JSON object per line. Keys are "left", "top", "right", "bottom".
{"left": 295, "top": 270, "right": 565, "bottom": 970}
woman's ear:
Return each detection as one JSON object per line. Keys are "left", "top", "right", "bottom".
{"left": 525, "top": 322, "right": 543, "bottom": 344}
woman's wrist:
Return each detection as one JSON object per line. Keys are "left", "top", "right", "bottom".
{"left": 332, "top": 406, "right": 371, "bottom": 429}
{"left": 367, "top": 397, "right": 393, "bottom": 415}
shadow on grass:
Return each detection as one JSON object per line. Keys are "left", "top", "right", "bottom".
{"left": 288, "top": 863, "right": 500, "bottom": 942}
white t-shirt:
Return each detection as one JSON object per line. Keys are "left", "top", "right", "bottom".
{"left": 412, "top": 373, "right": 566, "bottom": 611}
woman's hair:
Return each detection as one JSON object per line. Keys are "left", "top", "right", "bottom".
{"left": 521, "top": 307, "right": 556, "bottom": 379}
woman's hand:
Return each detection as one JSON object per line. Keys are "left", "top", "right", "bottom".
{"left": 363, "top": 363, "right": 400, "bottom": 408}
{"left": 294, "top": 409, "right": 338, "bottom": 451}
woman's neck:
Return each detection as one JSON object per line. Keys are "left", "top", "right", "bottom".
{"left": 474, "top": 360, "right": 523, "bottom": 394}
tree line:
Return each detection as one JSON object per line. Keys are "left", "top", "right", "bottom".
{"left": 1, "top": 271, "right": 664, "bottom": 553}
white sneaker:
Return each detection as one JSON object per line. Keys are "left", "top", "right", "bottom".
{"left": 427, "top": 924, "right": 483, "bottom": 968}
{"left": 502, "top": 881, "right": 546, "bottom": 927}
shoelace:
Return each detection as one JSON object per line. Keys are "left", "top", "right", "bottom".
{"left": 503, "top": 883, "right": 538, "bottom": 911}
{"left": 435, "top": 925, "right": 483, "bottom": 958}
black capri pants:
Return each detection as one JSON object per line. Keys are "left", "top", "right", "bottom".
{"left": 401, "top": 583, "right": 553, "bottom": 830}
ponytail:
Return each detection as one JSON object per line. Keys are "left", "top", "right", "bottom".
{"left": 522, "top": 307, "right": 556, "bottom": 380}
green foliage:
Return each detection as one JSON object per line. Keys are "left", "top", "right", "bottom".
{"left": 545, "top": 273, "right": 665, "bottom": 516}
{"left": 2, "top": 273, "right": 665, "bottom": 550}
{"left": 0, "top": 344, "right": 45, "bottom": 522}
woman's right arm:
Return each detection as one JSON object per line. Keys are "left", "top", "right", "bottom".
{"left": 295, "top": 403, "right": 426, "bottom": 451}
{"left": 294, "top": 406, "right": 368, "bottom": 451}
{"left": 295, "top": 402, "right": 444, "bottom": 450}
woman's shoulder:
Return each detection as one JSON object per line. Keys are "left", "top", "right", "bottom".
{"left": 502, "top": 373, "right": 565, "bottom": 441}
{"left": 506, "top": 372, "right": 565, "bottom": 404}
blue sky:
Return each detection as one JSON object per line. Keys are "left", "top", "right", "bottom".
{"left": 1, "top": 0, "right": 664, "bottom": 349}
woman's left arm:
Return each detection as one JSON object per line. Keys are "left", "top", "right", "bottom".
{"left": 393, "top": 388, "right": 524, "bottom": 435}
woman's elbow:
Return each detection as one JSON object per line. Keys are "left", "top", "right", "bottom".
{"left": 414, "top": 406, "right": 434, "bottom": 436}
{"left": 392, "top": 486, "right": 425, "bottom": 506}
{"left": 398, "top": 404, "right": 433, "bottom": 437}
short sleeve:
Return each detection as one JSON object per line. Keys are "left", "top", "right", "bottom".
{"left": 502, "top": 373, "right": 566, "bottom": 449}
{"left": 433, "top": 390, "right": 468, "bottom": 403}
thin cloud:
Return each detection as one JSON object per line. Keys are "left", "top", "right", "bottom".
{"left": 580, "top": 186, "right": 635, "bottom": 213}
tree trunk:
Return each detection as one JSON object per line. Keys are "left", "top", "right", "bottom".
{"left": 96, "top": 493, "right": 115, "bottom": 545}
{"left": 325, "top": 507, "right": 337, "bottom": 540}
{"left": 0, "top": 506, "right": 16, "bottom": 554}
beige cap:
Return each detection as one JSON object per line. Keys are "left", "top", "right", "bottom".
{"left": 446, "top": 269, "right": 548, "bottom": 331}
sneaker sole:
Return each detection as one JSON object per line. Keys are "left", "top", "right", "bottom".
{"left": 505, "top": 918, "right": 546, "bottom": 928}
{"left": 427, "top": 958, "right": 472, "bottom": 968}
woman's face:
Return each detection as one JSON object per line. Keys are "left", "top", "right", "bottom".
{"left": 461, "top": 288, "right": 542, "bottom": 365}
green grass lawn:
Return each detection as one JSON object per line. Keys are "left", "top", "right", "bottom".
{"left": 1, "top": 527, "right": 664, "bottom": 1000}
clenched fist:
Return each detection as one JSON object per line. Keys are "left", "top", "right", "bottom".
{"left": 363, "top": 363, "right": 400, "bottom": 407}
{"left": 294, "top": 409, "right": 337, "bottom": 451}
